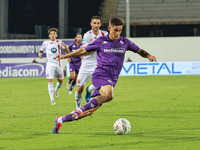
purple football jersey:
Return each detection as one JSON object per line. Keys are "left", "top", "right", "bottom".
{"left": 68, "top": 42, "right": 82, "bottom": 63}
{"left": 85, "top": 35, "right": 139, "bottom": 81}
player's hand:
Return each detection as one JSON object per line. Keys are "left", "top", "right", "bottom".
{"left": 148, "top": 55, "right": 156, "bottom": 62}
{"left": 67, "top": 58, "right": 71, "bottom": 62}
{"left": 53, "top": 54, "right": 66, "bottom": 61}
{"left": 38, "top": 53, "right": 43, "bottom": 59}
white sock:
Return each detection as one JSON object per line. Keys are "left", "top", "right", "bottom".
{"left": 58, "top": 117, "right": 63, "bottom": 124}
{"left": 75, "top": 91, "right": 83, "bottom": 108}
{"left": 88, "top": 84, "right": 95, "bottom": 92}
{"left": 55, "top": 82, "right": 63, "bottom": 92}
{"left": 48, "top": 82, "right": 54, "bottom": 100}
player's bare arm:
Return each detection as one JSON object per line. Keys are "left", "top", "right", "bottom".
{"left": 54, "top": 47, "right": 88, "bottom": 60}
{"left": 83, "top": 51, "right": 95, "bottom": 56}
{"left": 61, "top": 41, "right": 70, "bottom": 54}
{"left": 38, "top": 50, "right": 43, "bottom": 59}
{"left": 137, "top": 49, "right": 156, "bottom": 62}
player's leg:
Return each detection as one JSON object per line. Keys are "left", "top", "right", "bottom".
{"left": 74, "top": 69, "right": 91, "bottom": 108}
{"left": 68, "top": 71, "right": 76, "bottom": 95}
{"left": 85, "top": 84, "right": 95, "bottom": 103}
{"left": 66, "top": 64, "right": 74, "bottom": 90}
{"left": 75, "top": 86, "right": 84, "bottom": 108}
{"left": 52, "top": 84, "right": 113, "bottom": 133}
{"left": 46, "top": 64, "right": 56, "bottom": 105}
{"left": 54, "top": 66, "right": 64, "bottom": 99}
{"left": 66, "top": 77, "right": 73, "bottom": 90}
{"left": 85, "top": 69, "right": 95, "bottom": 102}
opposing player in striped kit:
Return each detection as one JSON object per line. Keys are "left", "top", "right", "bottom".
{"left": 39, "top": 28, "right": 69, "bottom": 105}
{"left": 74, "top": 16, "right": 108, "bottom": 108}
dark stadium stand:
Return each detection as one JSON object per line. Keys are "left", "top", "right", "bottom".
{"left": 100, "top": 0, "right": 200, "bottom": 37}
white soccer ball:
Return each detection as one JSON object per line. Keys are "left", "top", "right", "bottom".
{"left": 113, "top": 118, "right": 131, "bottom": 135}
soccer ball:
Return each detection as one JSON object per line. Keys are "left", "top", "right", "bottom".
{"left": 113, "top": 118, "right": 131, "bottom": 135}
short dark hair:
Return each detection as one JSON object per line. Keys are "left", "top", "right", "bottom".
{"left": 75, "top": 33, "right": 82, "bottom": 37}
{"left": 109, "top": 17, "right": 124, "bottom": 26}
{"left": 48, "top": 28, "right": 58, "bottom": 34}
{"left": 91, "top": 15, "right": 101, "bottom": 21}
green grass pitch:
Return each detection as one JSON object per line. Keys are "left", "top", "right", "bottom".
{"left": 0, "top": 76, "right": 200, "bottom": 150}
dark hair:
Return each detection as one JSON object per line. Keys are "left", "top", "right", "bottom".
{"left": 48, "top": 28, "right": 58, "bottom": 34}
{"left": 75, "top": 33, "right": 82, "bottom": 37}
{"left": 109, "top": 17, "right": 124, "bottom": 26}
{"left": 91, "top": 15, "right": 101, "bottom": 21}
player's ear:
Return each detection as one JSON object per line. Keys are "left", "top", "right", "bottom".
{"left": 108, "top": 25, "right": 111, "bottom": 31}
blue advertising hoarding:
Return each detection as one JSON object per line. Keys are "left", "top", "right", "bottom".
{"left": 66, "top": 61, "right": 200, "bottom": 77}
{"left": 0, "top": 63, "right": 46, "bottom": 78}
{"left": 120, "top": 61, "right": 200, "bottom": 76}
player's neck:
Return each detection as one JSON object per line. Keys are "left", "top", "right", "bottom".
{"left": 109, "top": 34, "right": 117, "bottom": 41}
{"left": 76, "top": 41, "right": 81, "bottom": 46}
{"left": 92, "top": 29, "right": 99, "bottom": 36}
{"left": 49, "top": 39, "right": 56, "bottom": 42}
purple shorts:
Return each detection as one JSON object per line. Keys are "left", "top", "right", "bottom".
{"left": 91, "top": 68, "right": 117, "bottom": 97}
{"left": 70, "top": 62, "right": 81, "bottom": 74}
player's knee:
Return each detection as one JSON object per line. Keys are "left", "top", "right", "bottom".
{"left": 71, "top": 75, "right": 75, "bottom": 80}
{"left": 105, "top": 94, "right": 113, "bottom": 101}
{"left": 58, "top": 80, "right": 64, "bottom": 84}
{"left": 77, "top": 86, "right": 83, "bottom": 93}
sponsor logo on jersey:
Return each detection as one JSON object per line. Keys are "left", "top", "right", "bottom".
{"left": 51, "top": 47, "right": 57, "bottom": 53}
{"left": 103, "top": 41, "right": 108, "bottom": 44}
{"left": 108, "top": 80, "right": 112, "bottom": 84}
{"left": 104, "top": 48, "right": 125, "bottom": 53}
{"left": 120, "top": 41, "right": 124, "bottom": 45}
{"left": 90, "top": 103, "right": 94, "bottom": 108}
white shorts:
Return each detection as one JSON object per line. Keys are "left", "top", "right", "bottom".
{"left": 46, "top": 62, "right": 64, "bottom": 80}
{"left": 76, "top": 65, "right": 96, "bottom": 86}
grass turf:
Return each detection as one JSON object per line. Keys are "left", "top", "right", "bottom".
{"left": 0, "top": 76, "right": 200, "bottom": 150}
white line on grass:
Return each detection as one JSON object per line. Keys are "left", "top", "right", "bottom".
{"left": 1, "top": 129, "right": 200, "bottom": 134}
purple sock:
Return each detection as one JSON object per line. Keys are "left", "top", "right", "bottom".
{"left": 69, "top": 80, "right": 76, "bottom": 91}
{"left": 68, "top": 78, "right": 73, "bottom": 84}
{"left": 62, "top": 114, "right": 74, "bottom": 122}
{"left": 79, "top": 98, "right": 99, "bottom": 112}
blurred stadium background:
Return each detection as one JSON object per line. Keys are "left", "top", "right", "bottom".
{"left": 1, "top": 0, "right": 200, "bottom": 39}
{"left": 0, "top": 0, "right": 200, "bottom": 76}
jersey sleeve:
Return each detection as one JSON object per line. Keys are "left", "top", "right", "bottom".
{"left": 40, "top": 41, "right": 46, "bottom": 51}
{"left": 104, "top": 31, "right": 109, "bottom": 36}
{"left": 60, "top": 40, "right": 66, "bottom": 50}
{"left": 127, "top": 39, "right": 140, "bottom": 52}
{"left": 82, "top": 33, "right": 90, "bottom": 47}
{"left": 85, "top": 38, "right": 99, "bottom": 52}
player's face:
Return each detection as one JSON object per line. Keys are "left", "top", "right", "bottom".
{"left": 90, "top": 19, "right": 101, "bottom": 33}
{"left": 108, "top": 25, "right": 123, "bottom": 41}
{"left": 75, "top": 35, "right": 82, "bottom": 43}
{"left": 49, "top": 31, "right": 58, "bottom": 41}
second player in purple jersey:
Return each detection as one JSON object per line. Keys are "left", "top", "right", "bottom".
{"left": 66, "top": 33, "right": 82, "bottom": 94}
{"left": 68, "top": 41, "right": 82, "bottom": 73}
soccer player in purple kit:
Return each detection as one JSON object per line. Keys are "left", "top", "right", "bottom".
{"left": 52, "top": 17, "right": 156, "bottom": 133}
{"left": 66, "top": 33, "right": 82, "bottom": 95}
